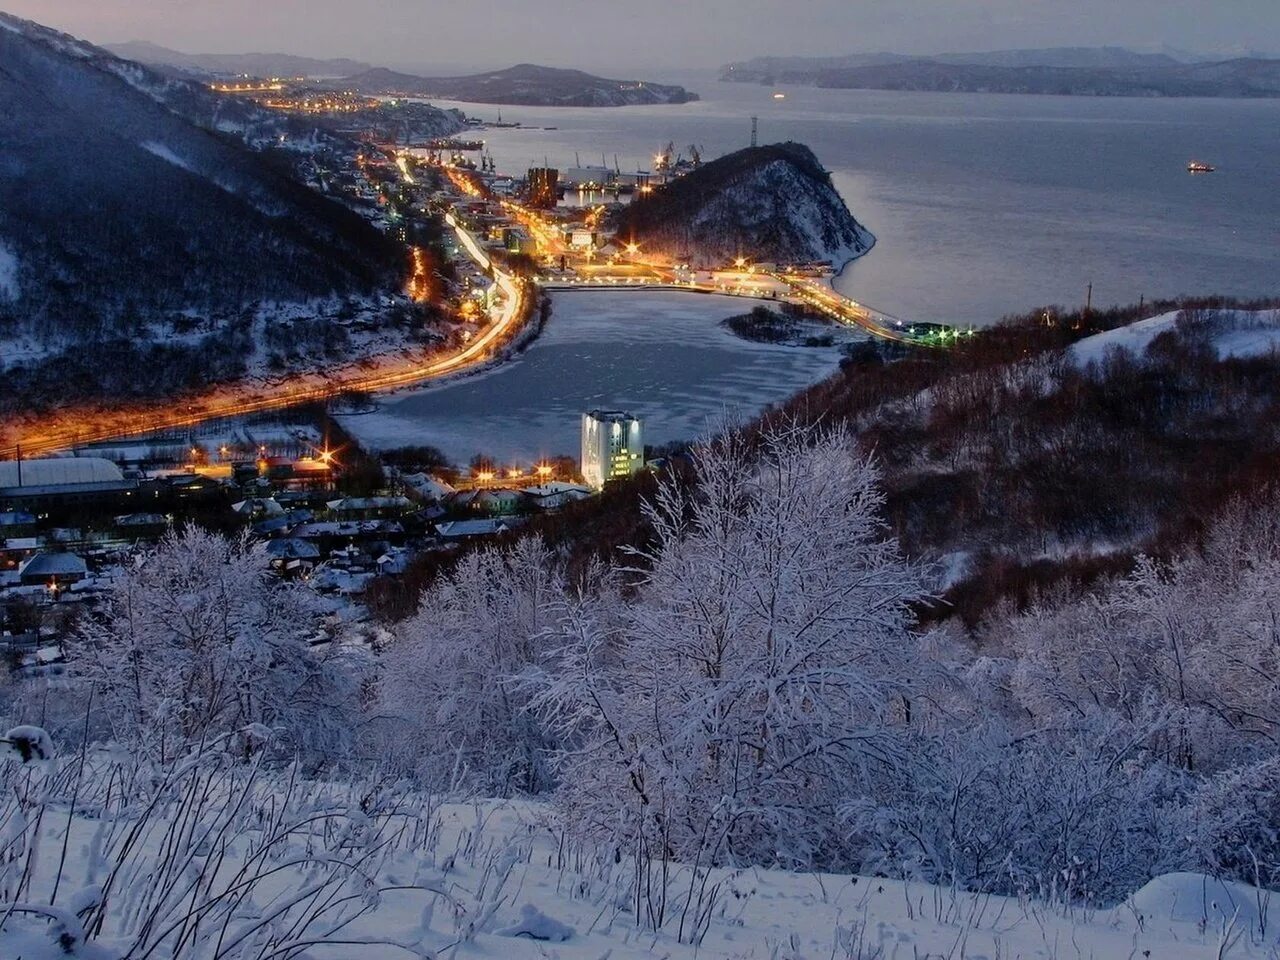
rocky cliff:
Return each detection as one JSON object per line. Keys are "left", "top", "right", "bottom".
{"left": 608, "top": 143, "right": 873, "bottom": 269}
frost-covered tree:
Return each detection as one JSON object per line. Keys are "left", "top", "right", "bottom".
{"left": 70, "top": 527, "right": 364, "bottom": 765}
{"left": 847, "top": 710, "right": 1190, "bottom": 904}
{"left": 533, "top": 423, "right": 932, "bottom": 868}
{"left": 380, "top": 536, "right": 563, "bottom": 794}
{"left": 997, "top": 495, "right": 1280, "bottom": 773}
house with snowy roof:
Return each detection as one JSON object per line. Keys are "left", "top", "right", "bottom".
{"left": 401, "top": 473, "right": 456, "bottom": 504}
{"left": 326, "top": 496, "right": 414, "bottom": 520}
{"left": 17, "top": 552, "right": 88, "bottom": 588}
{"left": 435, "top": 518, "right": 525, "bottom": 540}
{"left": 521, "top": 482, "right": 594, "bottom": 510}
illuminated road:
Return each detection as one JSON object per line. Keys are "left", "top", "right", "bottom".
{"left": 4, "top": 217, "right": 529, "bottom": 460}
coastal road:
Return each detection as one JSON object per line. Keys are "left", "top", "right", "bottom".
{"left": 3, "top": 218, "right": 530, "bottom": 460}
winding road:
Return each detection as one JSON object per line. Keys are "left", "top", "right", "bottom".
{"left": 3, "top": 218, "right": 530, "bottom": 460}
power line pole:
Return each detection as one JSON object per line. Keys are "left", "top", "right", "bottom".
{"left": 751, "top": 116, "right": 758, "bottom": 148}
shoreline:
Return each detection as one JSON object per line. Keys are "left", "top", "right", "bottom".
{"left": 0, "top": 286, "right": 778, "bottom": 458}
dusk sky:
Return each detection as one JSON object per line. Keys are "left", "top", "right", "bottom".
{"left": 9, "top": 0, "right": 1280, "bottom": 73}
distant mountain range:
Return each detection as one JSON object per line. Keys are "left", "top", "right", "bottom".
{"left": 104, "top": 41, "right": 371, "bottom": 78}
{"left": 331, "top": 63, "right": 697, "bottom": 107}
{"left": 608, "top": 143, "right": 873, "bottom": 269}
{"left": 100, "top": 45, "right": 699, "bottom": 107}
{"left": 0, "top": 14, "right": 401, "bottom": 402}
{"left": 722, "top": 46, "right": 1280, "bottom": 97}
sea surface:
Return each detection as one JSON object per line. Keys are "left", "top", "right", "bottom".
{"left": 437, "top": 77, "right": 1280, "bottom": 325}
{"left": 354, "top": 81, "right": 1280, "bottom": 462}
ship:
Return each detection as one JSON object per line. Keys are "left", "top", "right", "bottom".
{"left": 1187, "top": 161, "right": 1216, "bottom": 174}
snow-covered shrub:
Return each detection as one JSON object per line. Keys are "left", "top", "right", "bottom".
{"left": 0, "top": 733, "right": 477, "bottom": 959}
{"left": 380, "top": 536, "right": 563, "bottom": 794}
{"left": 67, "top": 526, "right": 367, "bottom": 766}
{"left": 532, "top": 423, "right": 931, "bottom": 869}
{"left": 2, "top": 724, "right": 55, "bottom": 763}
{"left": 1189, "top": 756, "right": 1280, "bottom": 894}
{"left": 847, "top": 712, "right": 1191, "bottom": 905}
{"left": 997, "top": 495, "right": 1280, "bottom": 774}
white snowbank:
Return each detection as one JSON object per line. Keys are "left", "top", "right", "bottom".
{"left": 140, "top": 140, "right": 196, "bottom": 173}
{"left": 1117, "top": 872, "right": 1275, "bottom": 931}
{"left": 1, "top": 775, "right": 1276, "bottom": 959}
{"left": 496, "top": 903, "right": 576, "bottom": 942}
{"left": 1071, "top": 308, "right": 1280, "bottom": 365}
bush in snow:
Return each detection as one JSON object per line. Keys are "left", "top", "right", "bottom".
{"left": 2, "top": 725, "right": 55, "bottom": 764}
{"left": 0, "top": 734, "right": 483, "bottom": 959}
{"left": 531, "top": 422, "right": 932, "bottom": 869}
{"left": 847, "top": 712, "right": 1191, "bottom": 904}
{"left": 67, "top": 526, "right": 367, "bottom": 766}
{"left": 496, "top": 903, "right": 575, "bottom": 941}
{"left": 996, "top": 496, "right": 1280, "bottom": 774}
{"left": 379, "top": 536, "right": 562, "bottom": 795}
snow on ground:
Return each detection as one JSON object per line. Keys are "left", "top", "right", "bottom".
{"left": 1070, "top": 308, "right": 1280, "bottom": 365}
{"left": 338, "top": 290, "right": 856, "bottom": 463}
{"left": 140, "top": 140, "right": 197, "bottom": 173}
{"left": 0, "top": 238, "right": 18, "bottom": 301}
{"left": 5, "top": 788, "right": 1274, "bottom": 960}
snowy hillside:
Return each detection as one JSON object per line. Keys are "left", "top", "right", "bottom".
{"left": 0, "top": 742, "right": 1273, "bottom": 960}
{"left": 1071, "top": 307, "right": 1280, "bottom": 364}
{"left": 6, "top": 423, "right": 1280, "bottom": 956}
{"left": 609, "top": 143, "right": 875, "bottom": 269}
{"left": 0, "top": 13, "right": 413, "bottom": 405}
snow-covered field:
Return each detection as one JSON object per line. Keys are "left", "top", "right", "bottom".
{"left": 1071, "top": 308, "right": 1280, "bottom": 365}
{"left": 337, "top": 290, "right": 857, "bottom": 463}
{"left": 1, "top": 760, "right": 1271, "bottom": 960}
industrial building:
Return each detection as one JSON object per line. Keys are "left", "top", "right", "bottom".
{"left": 562, "top": 166, "right": 613, "bottom": 189}
{"left": 581, "top": 411, "right": 644, "bottom": 489}
{"left": 0, "top": 457, "right": 138, "bottom": 513}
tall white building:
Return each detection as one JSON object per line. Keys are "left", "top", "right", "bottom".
{"left": 581, "top": 410, "right": 644, "bottom": 489}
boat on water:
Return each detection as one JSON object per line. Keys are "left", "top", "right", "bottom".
{"left": 772, "top": 92, "right": 786, "bottom": 100}
{"left": 1187, "top": 161, "right": 1216, "bottom": 173}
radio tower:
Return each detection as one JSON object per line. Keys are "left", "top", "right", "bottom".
{"left": 751, "top": 116, "right": 758, "bottom": 147}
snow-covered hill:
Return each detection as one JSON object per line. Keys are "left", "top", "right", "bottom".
{"left": 609, "top": 143, "right": 875, "bottom": 269}
{"left": 0, "top": 13, "right": 412, "bottom": 404}
{"left": 1071, "top": 308, "right": 1280, "bottom": 365}
{"left": 0, "top": 745, "right": 1272, "bottom": 959}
